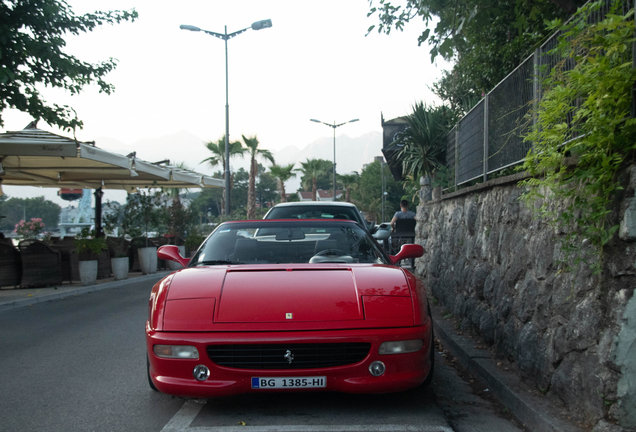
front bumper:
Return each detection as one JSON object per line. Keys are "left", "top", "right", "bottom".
{"left": 146, "top": 322, "right": 432, "bottom": 398}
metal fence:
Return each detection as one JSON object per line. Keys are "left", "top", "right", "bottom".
{"left": 445, "top": 0, "right": 633, "bottom": 189}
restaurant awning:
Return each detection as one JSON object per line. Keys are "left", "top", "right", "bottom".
{"left": 0, "top": 126, "right": 224, "bottom": 193}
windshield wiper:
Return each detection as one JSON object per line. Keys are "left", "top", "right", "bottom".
{"left": 197, "top": 260, "right": 240, "bottom": 265}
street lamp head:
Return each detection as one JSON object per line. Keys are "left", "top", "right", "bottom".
{"left": 180, "top": 24, "right": 201, "bottom": 32}
{"left": 251, "top": 19, "right": 273, "bottom": 30}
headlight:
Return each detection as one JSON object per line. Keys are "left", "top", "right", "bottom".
{"left": 378, "top": 339, "right": 423, "bottom": 355}
{"left": 153, "top": 345, "right": 199, "bottom": 359}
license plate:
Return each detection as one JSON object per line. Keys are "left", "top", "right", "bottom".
{"left": 251, "top": 376, "right": 326, "bottom": 389}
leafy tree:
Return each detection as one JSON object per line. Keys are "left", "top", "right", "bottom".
{"left": 297, "top": 159, "right": 331, "bottom": 201}
{"left": 242, "top": 135, "right": 275, "bottom": 219}
{"left": 0, "top": 0, "right": 138, "bottom": 130}
{"left": 0, "top": 196, "right": 60, "bottom": 231}
{"left": 337, "top": 172, "right": 360, "bottom": 203}
{"left": 391, "top": 102, "right": 455, "bottom": 182}
{"left": 296, "top": 159, "right": 333, "bottom": 194}
{"left": 201, "top": 135, "right": 245, "bottom": 214}
{"left": 192, "top": 171, "right": 224, "bottom": 218}
{"left": 367, "top": 0, "right": 585, "bottom": 115}
{"left": 286, "top": 192, "right": 300, "bottom": 203}
{"left": 351, "top": 160, "right": 402, "bottom": 222}
{"left": 230, "top": 167, "right": 249, "bottom": 213}
{"left": 431, "top": 69, "right": 482, "bottom": 118}
{"left": 520, "top": 2, "right": 636, "bottom": 273}
{"left": 124, "top": 190, "right": 162, "bottom": 247}
{"left": 171, "top": 200, "right": 196, "bottom": 245}
{"left": 190, "top": 166, "right": 277, "bottom": 222}
{"left": 156, "top": 162, "right": 198, "bottom": 244}
{"left": 256, "top": 171, "right": 278, "bottom": 211}
{"left": 269, "top": 163, "right": 296, "bottom": 203}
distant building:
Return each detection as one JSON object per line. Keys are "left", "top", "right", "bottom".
{"left": 297, "top": 189, "right": 343, "bottom": 202}
{"left": 298, "top": 191, "right": 313, "bottom": 202}
{"left": 363, "top": 156, "right": 386, "bottom": 171}
{"left": 381, "top": 113, "right": 409, "bottom": 181}
{"left": 317, "top": 189, "right": 343, "bottom": 201}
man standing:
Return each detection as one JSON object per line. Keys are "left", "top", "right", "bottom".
{"left": 390, "top": 200, "right": 416, "bottom": 231}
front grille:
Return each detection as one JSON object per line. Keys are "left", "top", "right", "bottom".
{"left": 207, "top": 343, "right": 371, "bottom": 369}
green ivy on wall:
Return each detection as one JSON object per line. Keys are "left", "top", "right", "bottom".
{"left": 520, "top": 1, "right": 636, "bottom": 273}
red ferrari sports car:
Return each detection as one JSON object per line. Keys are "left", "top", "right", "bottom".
{"left": 147, "top": 219, "right": 433, "bottom": 398}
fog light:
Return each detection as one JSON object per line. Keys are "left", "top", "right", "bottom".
{"left": 193, "top": 365, "right": 210, "bottom": 381}
{"left": 154, "top": 345, "right": 199, "bottom": 359}
{"left": 378, "top": 339, "right": 423, "bottom": 355}
{"left": 369, "top": 361, "right": 386, "bottom": 376}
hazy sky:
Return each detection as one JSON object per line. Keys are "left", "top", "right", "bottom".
{"left": 2, "top": 0, "right": 448, "bottom": 207}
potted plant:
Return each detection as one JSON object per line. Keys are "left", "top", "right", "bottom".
{"left": 185, "top": 230, "right": 205, "bottom": 258}
{"left": 14, "top": 218, "right": 46, "bottom": 240}
{"left": 164, "top": 197, "right": 195, "bottom": 268}
{"left": 103, "top": 205, "right": 133, "bottom": 281}
{"left": 73, "top": 227, "right": 107, "bottom": 285}
{"left": 126, "top": 191, "right": 161, "bottom": 274}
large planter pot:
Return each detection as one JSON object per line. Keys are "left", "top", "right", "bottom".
{"left": 138, "top": 247, "right": 157, "bottom": 275}
{"left": 111, "top": 257, "right": 129, "bottom": 280}
{"left": 78, "top": 260, "right": 98, "bottom": 286}
{"left": 167, "top": 246, "right": 187, "bottom": 270}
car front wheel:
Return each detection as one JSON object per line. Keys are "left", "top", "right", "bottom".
{"left": 147, "top": 355, "right": 158, "bottom": 391}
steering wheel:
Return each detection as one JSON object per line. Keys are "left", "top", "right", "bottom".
{"left": 309, "top": 249, "right": 354, "bottom": 264}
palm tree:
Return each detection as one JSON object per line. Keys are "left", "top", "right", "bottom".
{"left": 392, "top": 102, "right": 454, "bottom": 181}
{"left": 242, "top": 135, "right": 275, "bottom": 219}
{"left": 200, "top": 135, "right": 245, "bottom": 214}
{"left": 162, "top": 161, "right": 192, "bottom": 245}
{"left": 269, "top": 163, "right": 296, "bottom": 203}
{"left": 337, "top": 172, "right": 359, "bottom": 203}
{"left": 297, "top": 159, "right": 330, "bottom": 201}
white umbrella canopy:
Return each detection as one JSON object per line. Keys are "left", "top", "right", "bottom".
{"left": 0, "top": 125, "right": 223, "bottom": 193}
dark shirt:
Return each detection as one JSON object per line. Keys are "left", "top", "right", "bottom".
{"left": 393, "top": 210, "right": 415, "bottom": 220}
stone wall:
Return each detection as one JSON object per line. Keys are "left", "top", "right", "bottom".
{"left": 414, "top": 168, "right": 636, "bottom": 429}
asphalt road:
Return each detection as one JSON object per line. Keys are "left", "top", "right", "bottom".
{"left": 0, "top": 278, "right": 524, "bottom": 432}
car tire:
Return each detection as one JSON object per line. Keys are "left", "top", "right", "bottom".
{"left": 420, "top": 308, "right": 435, "bottom": 388}
{"left": 147, "top": 355, "right": 158, "bottom": 391}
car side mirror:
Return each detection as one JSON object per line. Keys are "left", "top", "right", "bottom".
{"left": 389, "top": 244, "right": 424, "bottom": 265}
{"left": 366, "top": 220, "right": 377, "bottom": 234}
{"left": 158, "top": 245, "right": 189, "bottom": 269}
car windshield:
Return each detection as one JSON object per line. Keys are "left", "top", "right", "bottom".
{"left": 264, "top": 205, "right": 363, "bottom": 225}
{"left": 190, "top": 220, "right": 389, "bottom": 266}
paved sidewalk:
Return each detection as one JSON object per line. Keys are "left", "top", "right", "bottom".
{"left": 0, "top": 271, "right": 172, "bottom": 313}
{"left": 430, "top": 303, "right": 585, "bottom": 432}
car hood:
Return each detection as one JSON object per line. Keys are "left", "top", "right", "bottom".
{"left": 158, "top": 264, "right": 415, "bottom": 331}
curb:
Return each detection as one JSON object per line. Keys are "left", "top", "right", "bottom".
{"left": 0, "top": 271, "right": 171, "bottom": 313}
{"left": 431, "top": 305, "right": 584, "bottom": 432}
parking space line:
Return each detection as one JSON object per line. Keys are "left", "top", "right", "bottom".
{"left": 161, "top": 400, "right": 206, "bottom": 432}
{"left": 160, "top": 400, "right": 453, "bottom": 432}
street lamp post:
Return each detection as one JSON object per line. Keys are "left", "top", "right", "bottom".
{"left": 180, "top": 19, "right": 272, "bottom": 216}
{"left": 310, "top": 118, "right": 359, "bottom": 201}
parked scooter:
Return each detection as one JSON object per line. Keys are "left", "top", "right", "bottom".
{"left": 373, "top": 223, "right": 391, "bottom": 252}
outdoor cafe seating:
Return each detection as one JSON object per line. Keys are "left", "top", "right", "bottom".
{"left": 391, "top": 219, "right": 417, "bottom": 267}
{"left": 0, "top": 241, "right": 22, "bottom": 288}
{"left": 18, "top": 239, "right": 63, "bottom": 288}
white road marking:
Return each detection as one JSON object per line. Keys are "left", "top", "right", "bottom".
{"left": 160, "top": 400, "right": 205, "bottom": 432}
{"left": 161, "top": 400, "right": 454, "bottom": 432}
